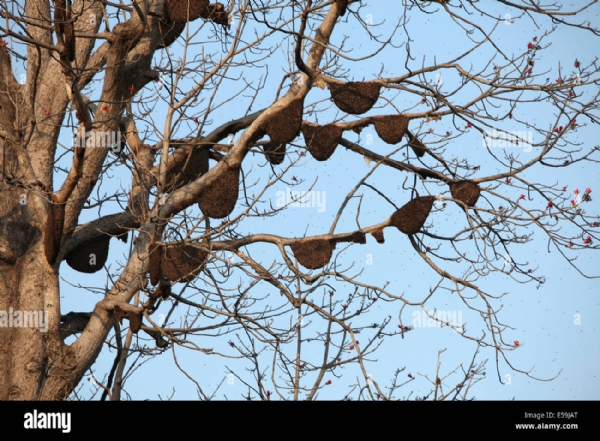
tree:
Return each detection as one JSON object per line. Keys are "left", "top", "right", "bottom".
{"left": 0, "top": 0, "right": 598, "bottom": 401}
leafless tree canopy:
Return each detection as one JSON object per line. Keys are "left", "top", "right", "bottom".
{"left": 0, "top": 0, "right": 599, "bottom": 400}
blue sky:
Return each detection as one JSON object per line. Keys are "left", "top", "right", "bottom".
{"left": 40, "top": 0, "right": 600, "bottom": 400}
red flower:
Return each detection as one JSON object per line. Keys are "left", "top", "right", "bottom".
{"left": 571, "top": 119, "right": 577, "bottom": 127}
{"left": 585, "top": 188, "right": 592, "bottom": 194}
{"left": 556, "top": 78, "right": 562, "bottom": 83}
{"left": 529, "top": 59, "right": 534, "bottom": 66}
{"left": 505, "top": 178, "right": 512, "bottom": 184}
{"left": 584, "top": 236, "right": 593, "bottom": 244}
{"left": 428, "top": 128, "right": 434, "bottom": 134}
{"left": 533, "top": 36, "right": 537, "bottom": 42}
{"left": 466, "top": 122, "right": 472, "bottom": 128}
{"left": 592, "top": 222, "right": 600, "bottom": 228}
{"left": 525, "top": 68, "right": 532, "bottom": 75}
{"left": 266, "top": 391, "right": 272, "bottom": 398}
{"left": 547, "top": 201, "right": 554, "bottom": 209}
{"left": 569, "top": 90, "right": 575, "bottom": 98}
{"left": 571, "top": 199, "right": 577, "bottom": 206}
{"left": 574, "top": 189, "right": 579, "bottom": 195}
{"left": 371, "top": 297, "right": 377, "bottom": 302}
{"left": 574, "top": 59, "right": 580, "bottom": 68}
{"left": 44, "top": 109, "right": 50, "bottom": 115}
{"left": 421, "top": 98, "right": 427, "bottom": 104}
{"left": 342, "top": 304, "right": 347, "bottom": 310}
{"left": 349, "top": 344, "right": 354, "bottom": 350}
{"left": 568, "top": 242, "right": 574, "bottom": 248}
{"left": 519, "top": 194, "right": 526, "bottom": 200}
{"left": 102, "top": 105, "right": 109, "bottom": 112}
{"left": 554, "top": 127, "right": 559, "bottom": 133}
{"left": 0, "top": 40, "right": 7, "bottom": 47}
{"left": 408, "top": 373, "right": 414, "bottom": 379}
{"left": 514, "top": 340, "right": 520, "bottom": 346}
{"left": 325, "top": 380, "right": 332, "bottom": 385}
{"left": 445, "top": 131, "right": 451, "bottom": 137}
{"left": 128, "top": 85, "right": 136, "bottom": 93}
{"left": 194, "top": 118, "right": 199, "bottom": 124}
{"left": 527, "top": 42, "right": 533, "bottom": 50}
{"left": 425, "top": 246, "right": 431, "bottom": 252}
{"left": 564, "top": 160, "right": 570, "bottom": 165}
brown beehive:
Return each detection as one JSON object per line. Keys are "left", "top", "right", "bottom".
{"left": 449, "top": 180, "right": 481, "bottom": 208}
{"left": 148, "top": 242, "right": 163, "bottom": 286}
{"left": 54, "top": 0, "right": 66, "bottom": 36}
{"left": 63, "top": 6, "right": 75, "bottom": 62}
{"left": 290, "top": 238, "right": 336, "bottom": 270}
{"left": 157, "top": 281, "right": 172, "bottom": 300}
{"left": 112, "top": 306, "right": 143, "bottom": 333}
{"left": 205, "top": 2, "right": 229, "bottom": 26}
{"left": 301, "top": 122, "right": 343, "bottom": 161}
{"left": 128, "top": 310, "right": 143, "bottom": 334}
{"left": 158, "top": 21, "right": 186, "bottom": 48}
{"left": 43, "top": 200, "right": 65, "bottom": 266}
{"left": 389, "top": 196, "right": 435, "bottom": 235}
{"left": 264, "top": 98, "right": 304, "bottom": 145}
{"left": 373, "top": 115, "right": 409, "bottom": 145}
{"left": 166, "top": 145, "right": 209, "bottom": 189}
{"left": 113, "top": 305, "right": 126, "bottom": 324}
{"left": 408, "top": 135, "right": 427, "bottom": 157}
{"left": 371, "top": 228, "right": 385, "bottom": 244}
{"left": 328, "top": 81, "right": 381, "bottom": 115}
{"left": 66, "top": 236, "right": 110, "bottom": 273}
{"left": 198, "top": 165, "right": 240, "bottom": 219}
{"left": 161, "top": 244, "right": 208, "bottom": 282}
{"left": 165, "top": 0, "right": 209, "bottom": 23}
{"left": 263, "top": 142, "right": 286, "bottom": 165}
{"left": 248, "top": 127, "right": 266, "bottom": 145}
